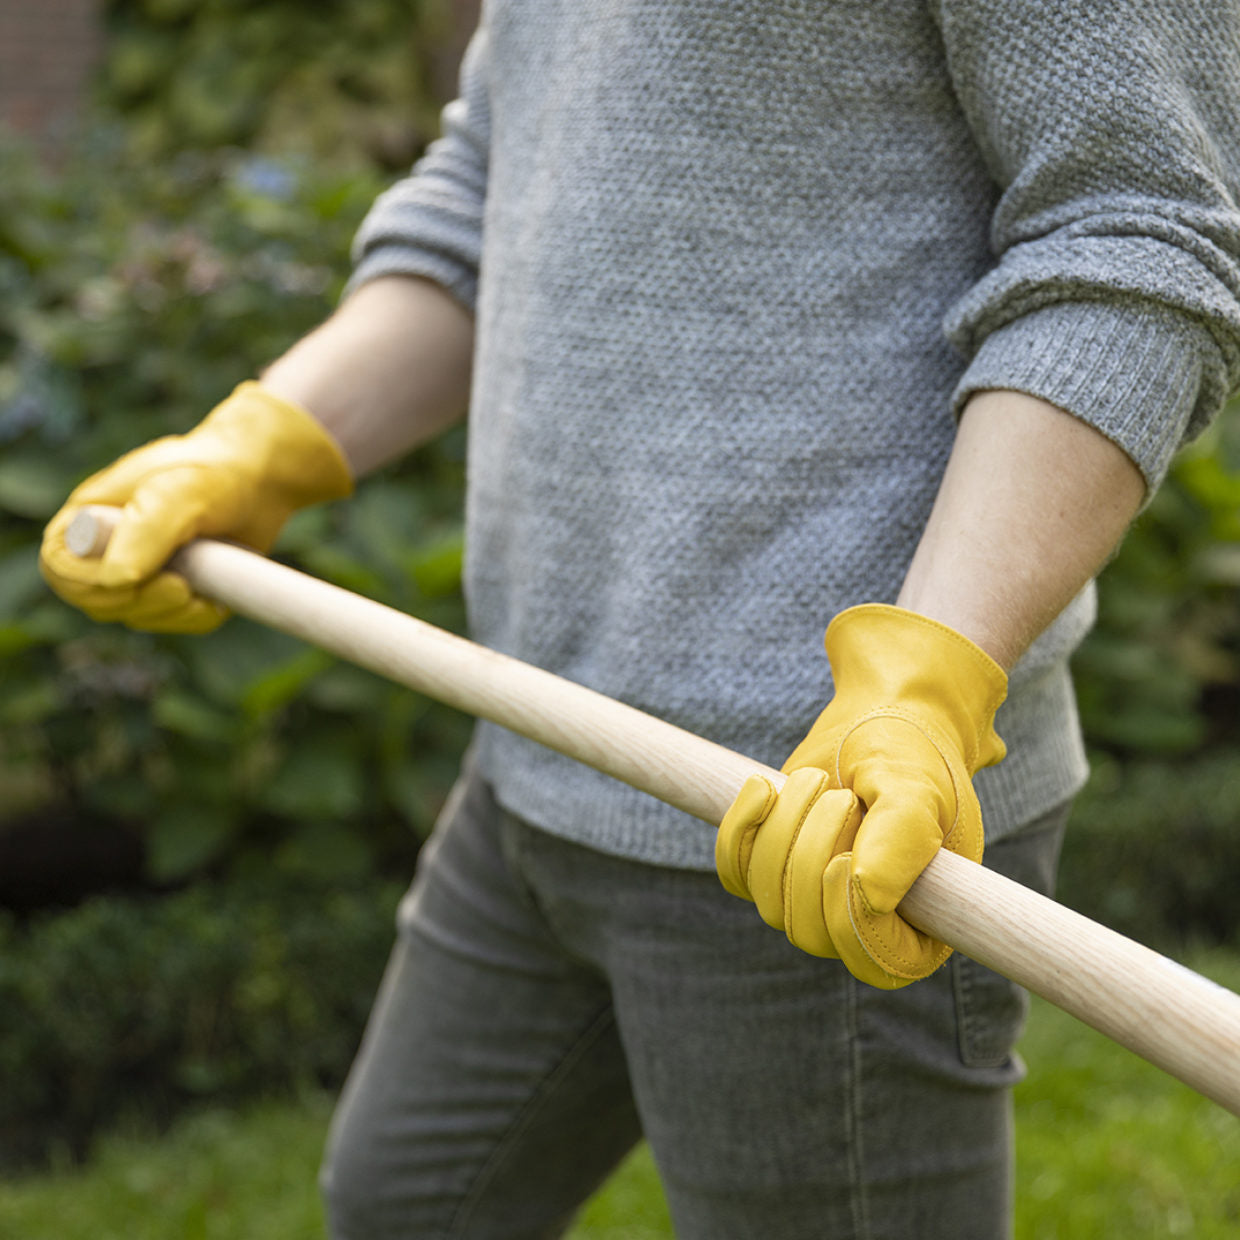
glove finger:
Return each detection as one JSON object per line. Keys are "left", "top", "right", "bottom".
{"left": 745, "top": 767, "right": 833, "bottom": 932}
{"left": 848, "top": 796, "right": 946, "bottom": 918}
{"left": 782, "top": 788, "right": 862, "bottom": 956}
{"left": 67, "top": 434, "right": 188, "bottom": 496}
{"left": 41, "top": 504, "right": 227, "bottom": 633}
{"left": 98, "top": 470, "right": 245, "bottom": 588}
{"left": 837, "top": 716, "right": 956, "bottom": 823}
{"left": 134, "top": 597, "right": 230, "bottom": 634}
{"left": 117, "top": 572, "right": 228, "bottom": 633}
{"left": 822, "top": 855, "right": 939, "bottom": 989}
{"left": 66, "top": 436, "right": 187, "bottom": 507}
{"left": 941, "top": 784, "right": 985, "bottom": 865}
{"left": 40, "top": 506, "right": 101, "bottom": 592}
{"left": 834, "top": 720, "right": 958, "bottom": 917}
{"left": 44, "top": 458, "right": 241, "bottom": 592}
{"left": 716, "top": 774, "right": 778, "bottom": 899}
{"left": 79, "top": 572, "right": 228, "bottom": 634}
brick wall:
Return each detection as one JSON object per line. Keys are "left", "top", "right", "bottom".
{"left": 0, "top": 0, "right": 103, "bottom": 142}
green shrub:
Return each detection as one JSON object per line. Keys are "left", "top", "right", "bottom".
{"left": 99, "top": 0, "right": 466, "bottom": 171}
{"left": 1075, "top": 410, "right": 1240, "bottom": 760}
{"left": 0, "top": 876, "right": 402, "bottom": 1166}
{"left": 1063, "top": 410, "right": 1240, "bottom": 946}
{"left": 0, "top": 130, "right": 470, "bottom": 890}
{"left": 0, "top": 0, "right": 462, "bottom": 1172}
{"left": 1059, "top": 751, "right": 1240, "bottom": 949}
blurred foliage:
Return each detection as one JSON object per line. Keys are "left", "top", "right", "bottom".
{"left": 1073, "top": 412, "right": 1240, "bottom": 760}
{"left": 1062, "top": 407, "right": 1240, "bottom": 946}
{"left": 1060, "top": 750, "right": 1240, "bottom": 950}
{"left": 0, "top": 876, "right": 402, "bottom": 1166}
{"left": 0, "top": 1, "right": 476, "bottom": 1168}
{"left": 99, "top": 0, "right": 467, "bottom": 172}
{"left": 0, "top": 129, "right": 471, "bottom": 892}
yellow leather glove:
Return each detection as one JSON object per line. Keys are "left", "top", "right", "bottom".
{"left": 39, "top": 382, "right": 353, "bottom": 633}
{"left": 716, "top": 604, "right": 1007, "bottom": 989}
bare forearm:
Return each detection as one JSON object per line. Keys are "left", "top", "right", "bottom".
{"left": 261, "top": 275, "right": 475, "bottom": 477}
{"left": 897, "top": 389, "right": 1147, "bottom": 669}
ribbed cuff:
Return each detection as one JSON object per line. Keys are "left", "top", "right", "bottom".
{"left": 951, "top": 300, "right": 1216, "bottom": 492}
{"left": 346, "top": 245, "right": 479, "bottom": 314}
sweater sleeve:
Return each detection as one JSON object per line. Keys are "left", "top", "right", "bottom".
{"left": 346, "top": 23, "right": 492, "bottom": 312}
{"left": 935, "top": 0, "right": 1240, "bottom": 490}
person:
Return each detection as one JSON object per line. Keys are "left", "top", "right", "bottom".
{"left": 40, "top": 3, "right": 1240, "bottom": 1237}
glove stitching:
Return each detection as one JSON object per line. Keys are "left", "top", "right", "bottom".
{"left": 780, "top": 771, "right": 829, "bottom": 946}
{"left": 737, "top": 778, "right": 779, "bottom": 899}
{"left": 833, "top": 708, "right": 968, "bottom": 980}
{"left": 849, "top": 876, "right": 950, "bottom": 980}
{"left": 836, "top": 707, "right": 968, "bottom": 852}
{"left": 846, "top": 875, "right": 919, "bottom": 979}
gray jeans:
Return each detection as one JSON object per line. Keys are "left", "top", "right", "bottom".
{"left": 321, "top": 759, "right": 1067, "bottom": 1240}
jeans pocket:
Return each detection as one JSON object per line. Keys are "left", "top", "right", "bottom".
{"left": 952, "top": 953, "right": 1030, "bottom": 1070}
{"left": 950, "top": 802, "right": 1071, "bottom": 1070}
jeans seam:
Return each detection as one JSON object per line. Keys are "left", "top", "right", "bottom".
{"left": 954, "top": 956, "right": 978, "bottom": 1063}
{"left": 501, "top": 810, "right": 612, "bottom": 977}
{"left": 844, "top": 975, "right": 872, "bottom": 1240}
{"left": 447, "top": 1003, "right": 621, "bottom": 1238}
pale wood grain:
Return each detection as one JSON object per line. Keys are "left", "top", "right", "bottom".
{"left": 67, "top": 506, "right": 1240, "bottom": 1115}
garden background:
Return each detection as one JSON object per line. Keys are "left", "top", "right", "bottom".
{"left": 0, "top": 0, "right": 1238, "bottom": 1233}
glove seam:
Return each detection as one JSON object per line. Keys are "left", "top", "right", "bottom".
{"left": 834, "top": 707, "right": 966, "bottom": 844}
{"left": 848, "top": 878, "right": 951, "bottom": 980}
{"left": 781, "top": 771, "right": 830, "bottom": 949}
{"left": 737, "top": 776, "right": 778, "bottom": 897}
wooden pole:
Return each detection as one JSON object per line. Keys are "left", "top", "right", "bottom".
{"left": 67, "top": 506, "right": 1240, "bottom": 1116}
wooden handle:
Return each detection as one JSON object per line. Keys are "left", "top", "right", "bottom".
{"left": 67, "top": 506, "right": 1240, "bottom": 1115}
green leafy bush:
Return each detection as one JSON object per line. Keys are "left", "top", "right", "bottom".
{"left": 99, "top": 0, "right": 470, "bottom": 171}
{"left": 1074, "top": 411, "right": 1240, "bottom": 760}
{"left": 1059, "top": 751, "right": 1240, "bottom": 949}
{"left": 0, "top": 1, "right": 474, "bottom": 1172}
{"left": 0, "top": 876, "right": 402, "bottom": 1166}
{"left": 1062, "top": 411, "right": 1240, "bottom": 946}
{"left": 0, "top": 130, "right": 470, "bottom": 891}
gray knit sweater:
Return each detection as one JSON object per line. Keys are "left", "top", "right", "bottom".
{"left": 351, "top": 0, "right": 1240, "bottom": 869}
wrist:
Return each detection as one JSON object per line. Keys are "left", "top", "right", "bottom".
{"left": 259, "top": 275, "right": 473, "bottom": 477}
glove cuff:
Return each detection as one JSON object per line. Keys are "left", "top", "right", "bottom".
{"left": 200, "top": 382, "right": 354, "bottom": 508}
{"left": 824, "top": 604, "right": 1007, "bottom": 773}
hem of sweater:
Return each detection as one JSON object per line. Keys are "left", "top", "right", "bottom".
{"left": 473, "top": 664, "right": 1091, "bottom": 873}
{"left": 950, "top": 299, "right": 1213, "bottom": 493}
{"left": 476, "top": 722, "right": 723, "bottom": 871}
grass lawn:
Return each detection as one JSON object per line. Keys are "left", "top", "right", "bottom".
{"left": 1009, "top": 947, "right": 1240, "bottom": 1239}
{"left": 0, "top": 952, "right": 1236, "bottom": 1239}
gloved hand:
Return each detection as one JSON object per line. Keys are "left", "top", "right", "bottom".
{"left": 40, "top": 382, "right": 353, "bottom": 633}
{"left": 716, "top": 604, "right": 1007, "bottom": 989}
